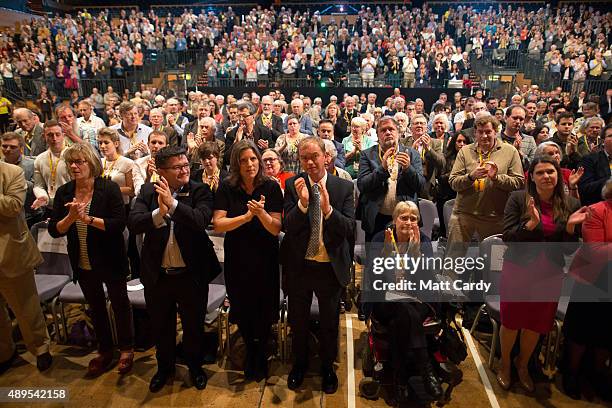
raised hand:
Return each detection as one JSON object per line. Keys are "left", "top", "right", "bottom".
{"left": 64, "top": 198, "right": 80, "bottom": 221}
{"left": 484, "top": 161, "right": 498, "bottom": 180}
{"left": 396, "top": 151, "right": 411, "bottom": 170}
{"left": 381, "top": 146, "right": 395, "bottom": 170}
{"left": 154, "top": 176, "right": 174, "bottom": 209}
{"left": 31, "top": 196, "right": 49, "bottom": 210}
{"left": 525, "top": 197, "right": 540, "bottom": 230}
{"left": 186, "top": 132, "right": 197, "bottom": 150}
{"left": 568, "top": 166, "right": 584, "bottom": 189}
{"left": 247, "top": 194, "right": 266, "bottom": 217}
{"left": 421, "top": 134, "right": 431, "bottom": 151}
{"left": 567, "top": 206, "right": 590, "bottom": 228}
{"left": 319, "top": 180, "right": 331, "bottom": 215}
{"left": 257, "top": 139, "right": 269, "bottom": 150}
{"left": 295, "top": 177, "right": 309, "bottom": 208}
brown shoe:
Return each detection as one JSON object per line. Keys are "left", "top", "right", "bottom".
{"left": 118, "top": 351, "right": 134, "bottom": 375}
{"left": 87, "top": 352, "right": 113, "bottom": 377}
{"left": 513, "top": 357, "right": 534, "bottom": 392}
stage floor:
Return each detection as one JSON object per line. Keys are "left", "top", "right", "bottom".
{"left": 0, "top": 311, "right": 607, "bottom": 408}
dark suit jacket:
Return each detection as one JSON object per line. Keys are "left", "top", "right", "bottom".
{"left": 224, "top": 123, "right": 274, "bottom": 165}
{"left": 48, "top": 178, "right": 128, "bottom": 281}
{"left": 255, "top": 113, "right": 284, "bottom": 142}
{"left": 357, "top": 144, "right": 426, "bottom": 234}
{"left": 579, "top": 150, "right": 611, "bottom": 206}
{"left": 19, "top": 124, "right": 47, "bottom": 157}
{"left": 280, "top": 173, "right": 355, "bottom": 287}
{"left": 128, "top": 180, "right": 221, "bottom": 287}
{"left": 502, "top": 190, "right": 580, "bottom": 267}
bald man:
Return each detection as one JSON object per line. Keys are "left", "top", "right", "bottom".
{"left": 12, "top": 108, "right": 47, "bottom": 157}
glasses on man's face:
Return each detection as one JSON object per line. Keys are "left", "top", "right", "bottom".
{"left": 262, "top": 157, "right": 278, "bottom": 163}
{"left": 161, "top": 163, "right": 190, "bottom": 172}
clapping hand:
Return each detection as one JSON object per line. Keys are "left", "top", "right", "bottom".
{"left": 146, "top": 158, "right": 157, "bottom": 178}
{"left": 566, "top": 134, "right": 578, "bottom": 155}
{"left": 525, "top": 197, "right": 540, "bottom": 230}
{"left": 247, "top": 195, "right": 266, "bottom": 218}
{"left": 154, "top": 176, "right": 174, "bottom": 217}
{"left": 396, "top": 151, "right": 411, "bottom": 171}
{"left": 319, "top": 181, "right": 331, "bottom": 215}
{"left": 420, "top": 134, "right": 431, "bottom": 151}
{"left": 65, "top": 198, "right": 81, "bottom": 221}
{"left": 295, "top": 177, "right": 309, "bottom": 208}
{"left": 257, "top": 139, "right": 269, "bottom": 150}
{"left": 568, "top": 166, "right": 584, "bottom": 189}
{"left": 31, "top": 196, "right": 48, "bottom": 210}
{"left": 381, "top": 147, "right": 395, "bottom": 170}
{"left": 186, "top": 132, "right": 197, "bottom": 150}
{"left": 513, "top": 134, "right": 522, "bottom": 150}
{"left": 567, "top": 206, "right": 591, "bottom": 234}
{"left": 484, "top": 161, "right": 498, "bottom": 180}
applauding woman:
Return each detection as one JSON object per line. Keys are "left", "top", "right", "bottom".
{"left": 213, "top": 140, "right": 283, "bottom": 381}
{"left": 192, "top": 142, "right": 228, "bottom": 194}
{"left": 261, "top": 148, "right": 294, "bottom": 192}
{"left": 275, "top": 115, "right": 306, "bottom": 174}
{"left": 97, "top": 127, "right": 144, "bottom": 207}
{"left": 499, "top": 155, "right": 588, "bottom": 392}
{"left": 48, "top": 143, "right": 133, "bottom": 376}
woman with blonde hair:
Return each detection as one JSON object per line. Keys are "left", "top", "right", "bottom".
{"left": 342, "top": 116, "right": 377, "bottom": 178}
{"left": 48, "top": 143, "right": 134, "bottom": 376}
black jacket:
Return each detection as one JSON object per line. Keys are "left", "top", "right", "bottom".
{"left": 255, "top": 113, "right": 285, "bottom": 143}
{"left": 502, "top": 190, "right": 580, "bottom": 267}
{"left": 128, "top": 180, "right": 221, "bottom": 287}
{"left": 224, "top": 123, "right": 274, "bottom": 165}
{"left": 579, "top": 150, "right": 612, "bottom": 206}
{"left": 280, "top": 173, "right": 355, "bottom": 287}
{"left": 48, "top": 178, "right": 128, "bottom": 281}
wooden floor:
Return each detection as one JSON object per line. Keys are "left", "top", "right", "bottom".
{"left": 1, "top": 311, "right": 609, "bottom": 408}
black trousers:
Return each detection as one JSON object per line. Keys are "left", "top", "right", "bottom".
{"left": 144, "top": 271, "right": 208, "bottom": 372}
{"left": 372, "top": 301, "right": 430, "bottom": 379}
{"left": 78, "top": 269, "right": 134, "bottom": 353}
{"left": 289, "top": 261, "right": 343, "bottom": 368}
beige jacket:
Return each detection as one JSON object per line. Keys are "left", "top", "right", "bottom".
{"left": 0, "top": 162, "right": 43, "bottom": 277}
{"left": 449, "top": 141, "right": 524, "bottom": 218}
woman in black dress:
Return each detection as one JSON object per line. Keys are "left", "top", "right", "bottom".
{"left": 212, "top": 140, "right": 283, "bottom": 381}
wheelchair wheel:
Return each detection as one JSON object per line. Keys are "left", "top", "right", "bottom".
{"left": 359, "top": 377, "right": 380, "bottom": 400}
{"left": 362, "top": 343, "right": 374, "bottom": 377}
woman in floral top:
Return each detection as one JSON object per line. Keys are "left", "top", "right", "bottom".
{"left": 274, "top": 115, "right": 306, "bottom": 173}
{"left": 342, "top": 116, "right": 377, "bottom": 178}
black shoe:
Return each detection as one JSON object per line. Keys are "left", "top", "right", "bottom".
{"left": 287, "top": 365, "right": 306, "bottom": 390}
{"left": 394, "top": 382, "right": 410, "bottom": 404}
{"left": 321, "top": 365, "right": 338, "bottom": 394}
{"left": 36, "top": 352, "right": 53, "bottom": 372}
{"left": 422, "top": 362, "right": 443, "bottom": 399}
{"left": 189, "top": 367, "right": 207, "bottom": 390}
{"left": 149, "top": 370, "right": 173, "bottom": 393}
{"left": 0, "top": 349, "right": 18, "bottom": 375}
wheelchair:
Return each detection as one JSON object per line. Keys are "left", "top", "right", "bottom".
{"left": 359, "top": 304, "right": 464, "bottom": 406}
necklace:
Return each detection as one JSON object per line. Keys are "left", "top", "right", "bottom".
{"left": 102, "top": 155, "right": 118, "bottom": 178}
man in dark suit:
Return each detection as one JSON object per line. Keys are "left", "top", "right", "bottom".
{"left": 184, "top": 101, "right": 213, "bottom": 142}
{"left": 13, "top": 108, "right": 47, "bottom": 157}
{"left": 357, "top": 116, "right": 425, "bottom": 241}
{"left": 281, "top": 137, "right": 355, "bottom": 394}
{"left": 128, "top": 146, "right": 220, "bottom": 393}
{"left": 224, "top": 101, "right": 273, "bottom": 164}
{"left": 579, "top": 124, "right": 612, "bottom": 206}
{"left": 335, "top": 96, "right": 359, "bottom": 142}
{"left": 256, "top": 95, "right": 285, "bottom": 143}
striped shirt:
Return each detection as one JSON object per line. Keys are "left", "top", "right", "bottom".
{"left": 76, "top": 202, "right": 92, "bottom": 270}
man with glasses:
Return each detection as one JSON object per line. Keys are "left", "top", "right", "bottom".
{"left": 110, "top": 101, "right": 153, "bottom": 160}
{"left": 502, "top": 104, "right": 536, "bottom": 170}
{"left": 1, "top": 132, "right": 40, "bottom": 226}
{"left": 224, "top": 101, "right": 272, "bottom": 164}
{"left": 129, "top": 145, "right": 220, "bottom": 393}
{"left": 256, "top": 96, "right": 284, "bottom": 142}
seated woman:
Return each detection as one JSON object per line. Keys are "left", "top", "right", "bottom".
{"left": 499, "top": 156, "right": 587, "bottom": 392}
{"left": 192, "top": 141, "right": 228, "bottom": 194}
{"left": 562, "top": 177, "right": 612, "bottom": 401}
{"left": 48, "top": 143, "right": 134, "bottom": 376}
{"left": 261, "top": 148, "right": 294, "bottom": 193}
{"left": 365, "top": 201, "right": 442, "bottom": 401}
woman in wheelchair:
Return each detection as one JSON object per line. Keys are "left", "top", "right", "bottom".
{"left": 363, "top": 201, "right": 443, "bottom": 401}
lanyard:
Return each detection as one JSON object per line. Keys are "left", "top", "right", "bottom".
{"left": 48, "top": 151, "right": 59, "bottom": 193}
{"left": 474, "top": 147, "right": 492, "bottom": 192}
{"left": 102, "top": 156, "right": 117, "bottom": 178}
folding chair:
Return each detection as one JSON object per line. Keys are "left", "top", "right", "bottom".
{"left": 30, "top": 221, "right": 72, "bottom": 341}
{"left": 469, "top": 234, "right": 505, "bottom": 369}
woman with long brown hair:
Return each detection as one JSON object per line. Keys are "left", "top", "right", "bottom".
{"left": 498, "top": 155, "right": 588, "bottom": 393}
{"left": 212, "top": 140, "right": 283, "bottom": 382}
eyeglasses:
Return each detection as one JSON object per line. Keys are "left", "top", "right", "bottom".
{"left": 262, "top": 157, "right": 278, "bottom": 163}
{"left": 67, "top": 159, "right": 88, "bottom": 166}
{"left": 160, "top": 164, "right": 190, "bottom": 172}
